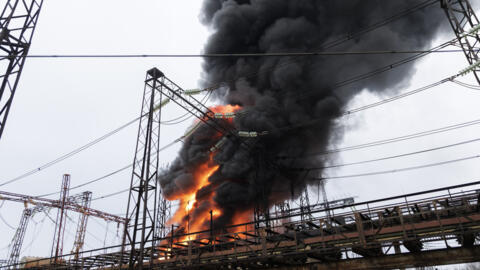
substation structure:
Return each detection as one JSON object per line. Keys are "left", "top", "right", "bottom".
{"left": 12, "top": 181, "right": 480, "bottom": 270}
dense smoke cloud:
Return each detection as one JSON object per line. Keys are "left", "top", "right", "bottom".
{"left": 160, "top": 0, "right": 448, "bottom": 229}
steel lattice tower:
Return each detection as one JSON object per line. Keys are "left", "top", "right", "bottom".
{"left": 442, "top": 0, "right": 480, "bottom": 84}
{"left": 0, "top": 0, "right": 43, "bottom": 140}
{"left": 51, "top": 174, "right": 70, "bottom": 265}
{"left": 122, "top": 68, "right": 169, "bottom": 269}
{"left": 70, "top": 191, "right": 92, "bottom": 260}
{"left": 6, "top": 208, "right": 32, "bottom": 269}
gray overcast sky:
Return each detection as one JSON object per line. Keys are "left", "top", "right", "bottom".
{"left": 0, "top": 0, "right": 480, "bottom": 262}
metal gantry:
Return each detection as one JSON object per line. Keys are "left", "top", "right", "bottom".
{"left": 9, "top": 181, "right": 480, "bottom": 270}
{"left": 0, "top": 0, "right": 43, "bottom": 139}
{"left": 50, "top": 174, "right": 71, "bottom": 264}
{"left": 442, "top": 0, "right": 480, "bottom": 84}
{"left": 70, "top": 191, "right": 92, "bottom": 260}
{"left": 121, "top": 68, "right": 166, "bottom": 269}
{"left": 6, "top": 208, "right": 32, "bottom": 268}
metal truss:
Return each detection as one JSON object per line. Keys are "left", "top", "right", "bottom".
{"left": 70, "top": 191, "right": 92, "bottom": 260}
{"left": 121, "top": 68, "right": 167, "bottom": 269}
{"left": 148, "top": 68, "right": 249, "bottom": 149}
{"left": 6, "top": 208, "right": 32, "bottom": 269}
{"left": 442, "top": 0, "right": 480, "bottom": 84}
{"left": 51, "top": 174, "right": 71, "bottom": 264}
{"left": 10, "top": 181, "right": 480, "bottom": 270}
{"left": 0, "top": 0, "right": 43, "bottom": 139}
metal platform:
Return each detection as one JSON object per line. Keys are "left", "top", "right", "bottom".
{"left": 9, "top": 181, "right": 480, "bottom": 270}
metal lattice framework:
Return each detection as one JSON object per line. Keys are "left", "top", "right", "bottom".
{"left": 0, "top": 0, "right": 43, "bottom": 140}
{"left": 50, "top": 174, "right": 71, "bottom": 264}
{"left": 6, "top": 181, "right": 480, "bottom": 270}
{"left": 121, "top": 68, "right": 168, "bottom": 269}
{"left": 70, "top": 191, "right": 92, "bottom": 259}
{"left": 442, "top": 0, "right": 480, "bottom": 84}
{"left": 6, "top": 208, "right": 32, "bottom": 268}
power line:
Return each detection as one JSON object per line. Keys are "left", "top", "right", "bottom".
{"left": 0, "top": 2, "right": 453, "bottom": 195}
{"left": 36, "top": 139, "right": 183, "bottom": 198}
{"left": 19, "top": 49, "right": 467, "bottom": 59}
{"left": 344, "top": 76, "right": 455, "bottom": 114}
{"left": 316, "top": 154, "right": 480, "bottom": 181}
{"left": 290, "top": 38, "right": 456, "bottom": 102}
{"left": 289, "top": 137, "right": 480, "bottom": 171}
{"left": 0, "top": 91, "right": 212, "bottom": 189}
{"left": 32, "top": 75, "right": 471, "bottom": 198}
{"left": 278, "top": 117, "right": 480, "bottom": 159}
{"left": 0, "top": 2, "right": 442, "bottom": 190}
{"left": 201, "top": 1, "right": 447, "bottom": 93}
{"left": 0, "top": 117, "right": 139, "bottom": 188}
{"left": 273, "top": 75, "right": 457, "bottom": 134}
{"left": 452, "top": 79, "right": 480, "bottom": 90}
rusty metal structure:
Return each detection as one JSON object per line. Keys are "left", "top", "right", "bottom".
{"left": 5, "top": 191, "right": 94, "bottom": 268}
{"left": 50, "top": 174, "right": 71, "bottom": 264}
{"left": 0, "top": 0, "right": 43, "bottom": 140}
{"left": 6, "top": 207, "right": 35, "bottom": 268}
{"left": 0, "top": 191, "right": 126, "bottom": 224}
{"left": 69, "top": 191, "right": 92, "bottom": 260}
{"left": 6, "top": 180, "right": 479, "bottom": 269}
{"left": 442, "top": 0, "right": 480, "bottom": 84}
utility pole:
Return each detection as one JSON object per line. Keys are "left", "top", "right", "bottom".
{"left": 0, "top": 0, "right": 43, "bottom": 140}
{"left": 442, "top": 0, "right": 480, "bottom": 84}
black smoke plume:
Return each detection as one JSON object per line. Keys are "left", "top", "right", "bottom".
{"left": 160, "top": 0, "right": 448, "bottom": 229}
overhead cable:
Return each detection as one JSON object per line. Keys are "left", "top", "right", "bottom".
{"left": 289, "top": 137, "right": 480, "bottom": 170}
{"left": 316, "top": 154, "right": 480, "bottom": 181}
{"left": 19, "top": 49, "right": 467, "bottom": 59}
{"left": 278, "top": 117, "right": 480, "bottom": 159}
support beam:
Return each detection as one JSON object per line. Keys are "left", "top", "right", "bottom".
{"left": 6, "top": 208, "right": 32, "bottom": 268}
{"left": 269, "top": 247, "right": 480, "bottom": 270}
{"left": 50, "top": 174, "right": 70, "bottom": 265}
{"left": 121, "top": 68, "right": 167, "bottom": 269}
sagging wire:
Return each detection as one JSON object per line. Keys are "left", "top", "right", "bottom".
{"left": 452, "top": 79, "right": 480, "bottom": 90}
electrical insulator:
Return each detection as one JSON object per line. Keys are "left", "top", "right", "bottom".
{"left": 210, "top": 137, "right": 228, "bottom": 152}
{"left": 184, "top": 89, "right": 203, "bottom": 96}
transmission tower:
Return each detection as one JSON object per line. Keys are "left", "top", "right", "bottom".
{"left": 121, "top": 68, "right": 166, "bottom": 269}
{"left": 0, "top": 0, "right": 43, "bottom": 140}
{"left": 70, "top": 191, "right": 92, "bottom": 260}
{"left": 50, "top": 174, "right": 70, "bottom": 265}
{"left": 6, "top": 208, "right": 32, "bottom": 269}
{"left": 442, "top": 0, "right": 480, "bottom": 84}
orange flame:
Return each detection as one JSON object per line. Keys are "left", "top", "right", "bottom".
{"left": 166, "top": 104, "right": 248, "bottom": 243}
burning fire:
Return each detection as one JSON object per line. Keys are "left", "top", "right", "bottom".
{"left": 166, "top": 104, "right": 249, "bottom": 242}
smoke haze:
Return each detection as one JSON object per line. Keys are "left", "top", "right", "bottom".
{"left": 160, "top": 0, "right": 448, "bottom": 229}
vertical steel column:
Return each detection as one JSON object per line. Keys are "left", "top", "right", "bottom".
{"left": 442, "top": 0, "right": 480, "bottom": 84}
{"left": 51, "top": 174, "right": 71, "bottom": 264}
{"left": 0, "top": 0, "right": 43, "bottom": 139}
{"left": 121, "top": 68, "right": 165, "bottom": 269}
{"left": 154, "top": 197, "right": 170, "bottom": 243}
{"left": 72, "top": 191, "right": 92, "bottom": 260}
{"left": 6, "top": 208, "right": 32, "bottom": 269}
